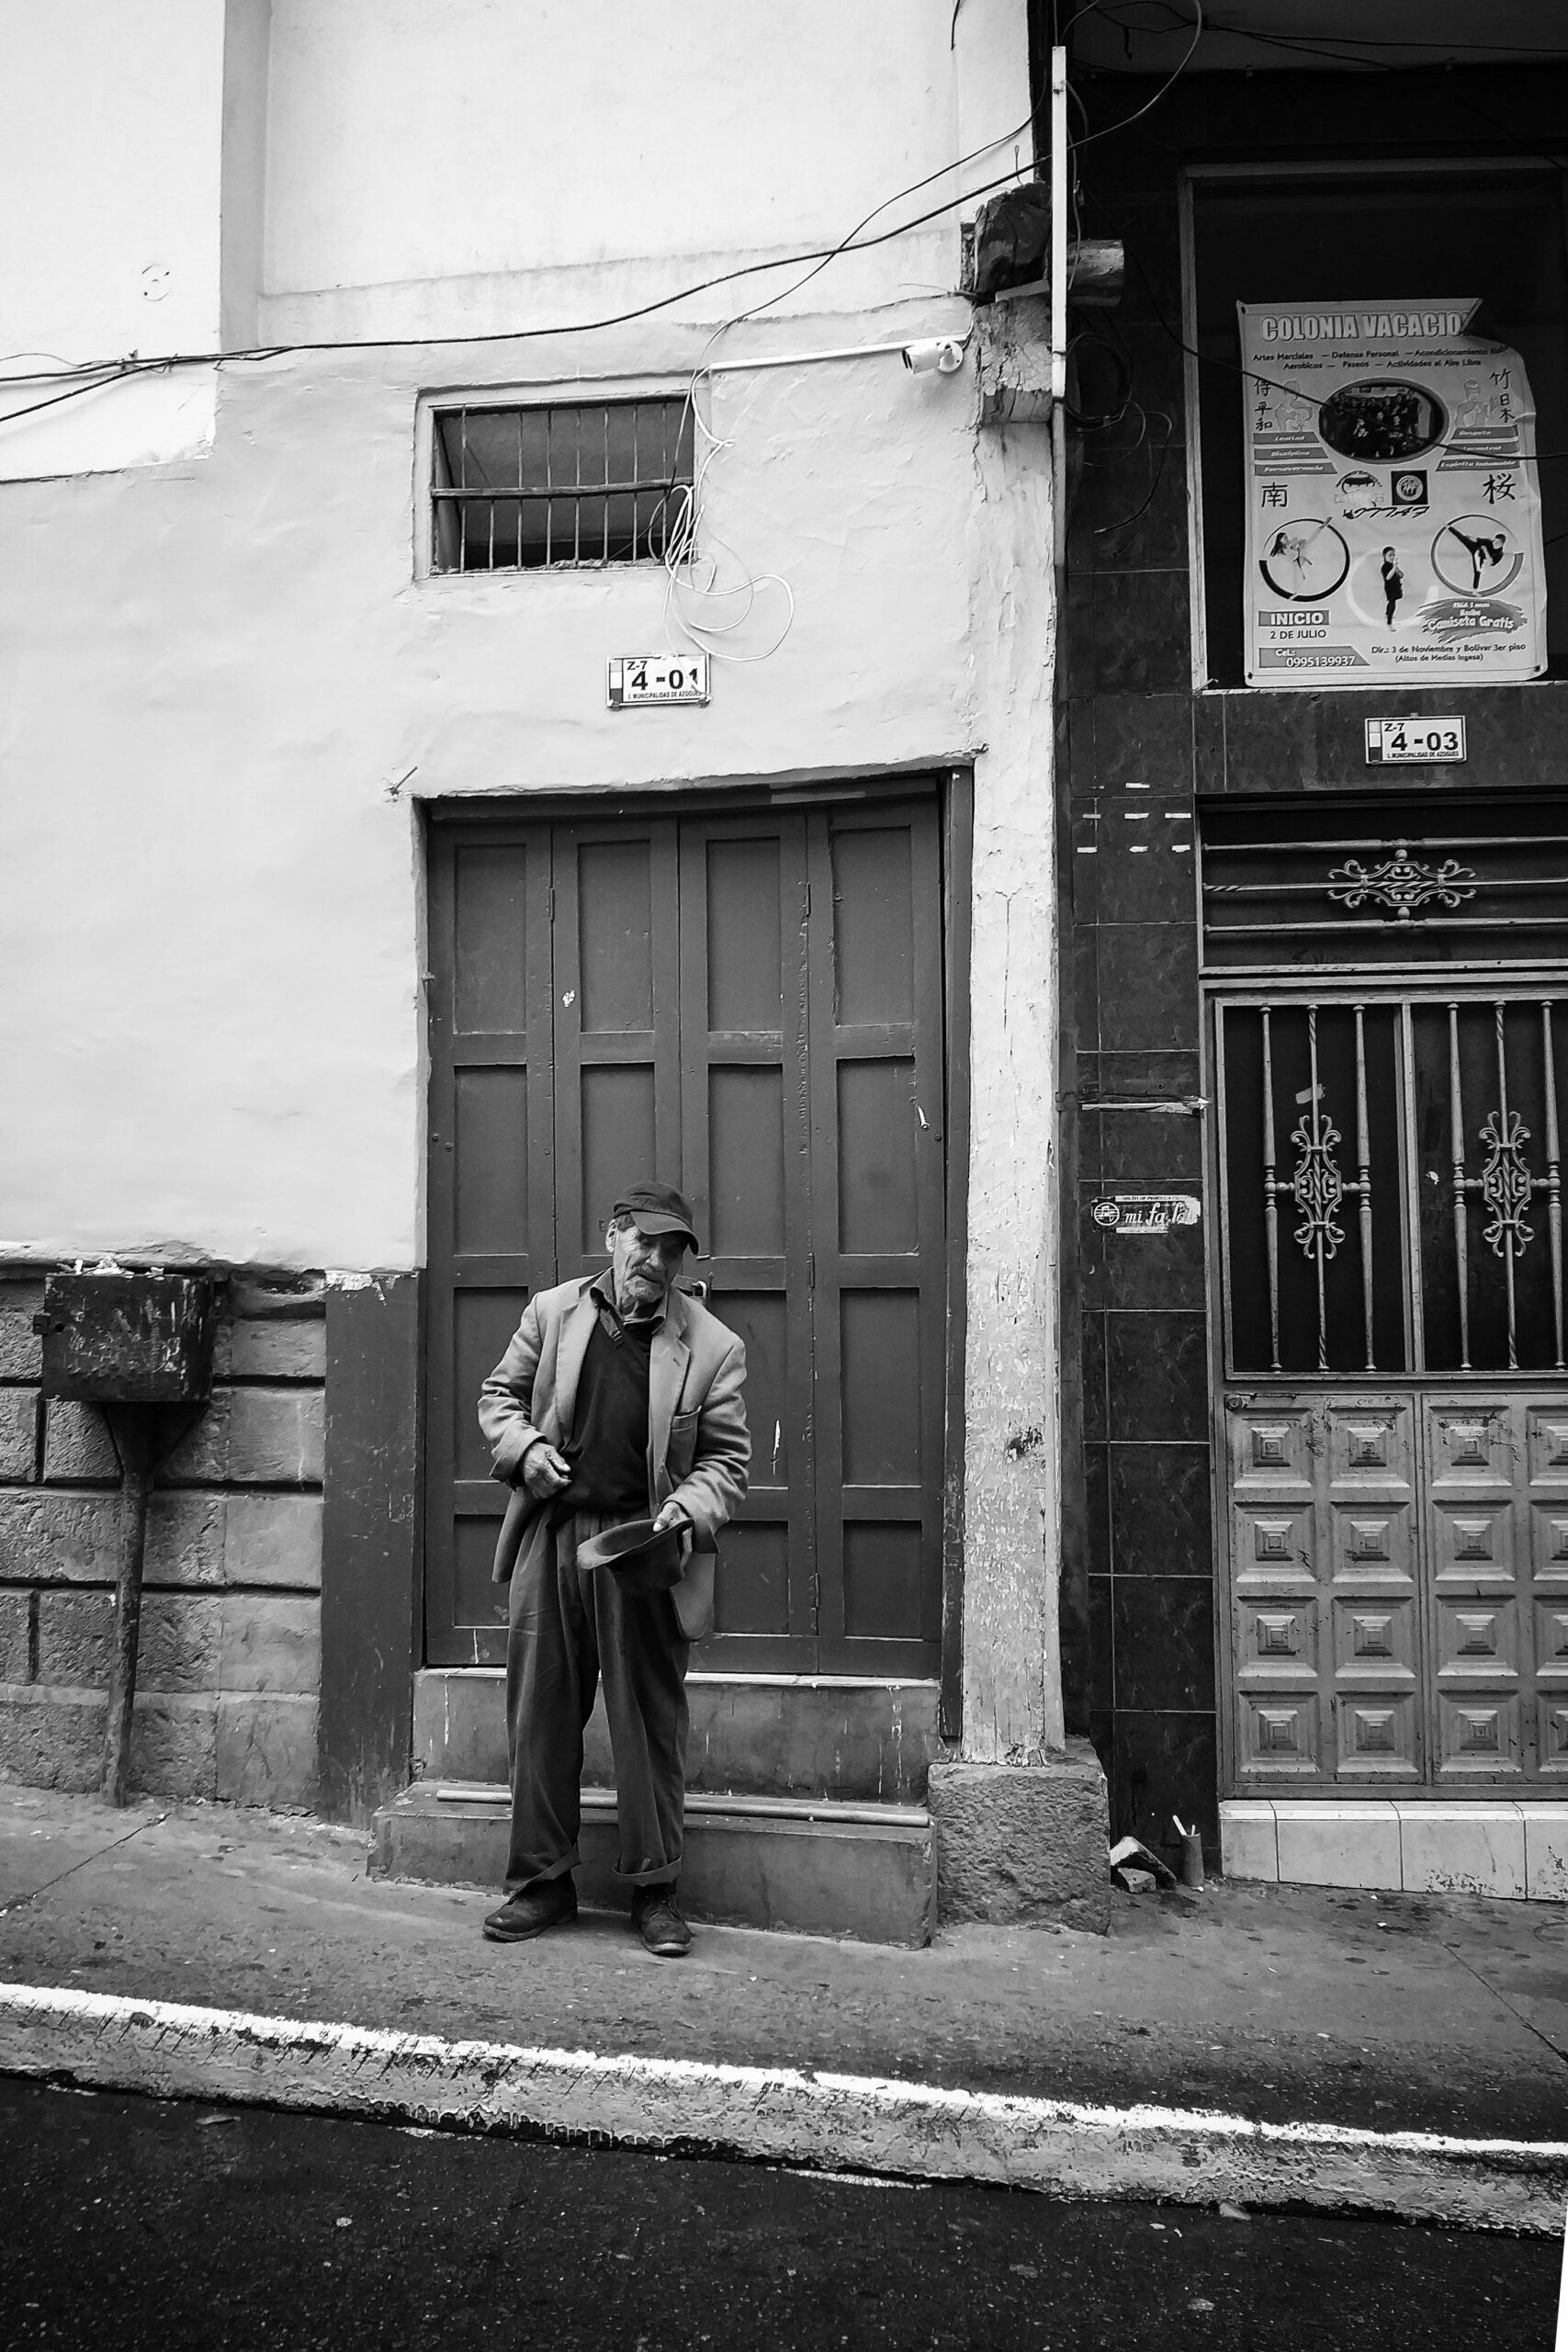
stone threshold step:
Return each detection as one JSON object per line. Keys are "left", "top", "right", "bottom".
{"left": 373, "top": 1780, "right": 936, "bottom": 1947}
{"left": 431, "top": 1782, "right": 929, "bottom": 1829}
{"left": 412, "top": 1667, "right": 942, "bottom": 1803}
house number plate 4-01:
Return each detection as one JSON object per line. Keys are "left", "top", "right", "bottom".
{"left": 1364, "top": 716, "right": 1466, "bottom": 764}
{"left": 607, "top": 654, "right": 710, "bottom": 708}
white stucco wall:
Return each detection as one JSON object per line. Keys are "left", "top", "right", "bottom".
{"left": 0, "top": 0, "right": 225, "bottom": 364}
{"left": 0, "top": 0, "right": 1062, "bottom": 1748}
{"left": 0, "top": 0, "right": 225, "bottom": 476}
{"left": 0, "top": 311, "right": 981, "bottom": 1272}
{"left": 0, "top": 0, "right": 1036, "bottom": 1276}
{"left": 258, "top": 0, "right": 1021, "bottom": 342}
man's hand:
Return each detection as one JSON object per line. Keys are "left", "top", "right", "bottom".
{"left": 519, "top": 1442, "right": 571, "bottom": 1500}
{"left": 651, "top": 1499, "right": 690, "bottom": 1538}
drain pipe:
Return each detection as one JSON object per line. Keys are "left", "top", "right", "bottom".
{"left": 1050, "top": 43, "right": 1069, "bottom": 580}
{"left": 37, "top": 1272, "right": 219, "bottom": 1805}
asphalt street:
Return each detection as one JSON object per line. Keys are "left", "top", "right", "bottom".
{"left": 2, "top": 2076, "right": 1559, "bottom": 2351}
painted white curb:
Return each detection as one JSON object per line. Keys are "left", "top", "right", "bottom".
{"left": 1, "top": 1982, "right": 1562, "bottom": 2233}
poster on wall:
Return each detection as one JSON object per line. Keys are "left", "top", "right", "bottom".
{"left": 1239, "top": 300, "right": 1546, "bottom": 687}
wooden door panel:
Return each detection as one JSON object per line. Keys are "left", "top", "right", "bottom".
{"left": 829, "top": 823, "right": 918, "bottom": 1026}
{"left": 453, "top": 842, "right": 536, "bottom": 1035}
{"left": 451, "top": 1070, "right": 532, "bottom": 1256}
{"left": 452, "top": 1290, "right": 528, "bottom": 1487}
{"left": 703, "top": 1287, "right": 793, "bottom": 1644}
{"left": 808, "top": 805, "right": 945, "bottom": 1674}
{"left": 680, "top": 812, "right": 815, "bottom": 1670}
{"left": 707, "top": 1067, "right": 788, "bottom": 1258}
{"left": 426, "top": 825, "right": 554, "bottom": 1666}
{"left": 835, "top": 1060, "right": 921, "bottom": 1252}
{"left": 553, "top": 823, "right": 681, "bottom": 1273}
{"left": 702, "top": 834, "right": 787, "bottom": 1031}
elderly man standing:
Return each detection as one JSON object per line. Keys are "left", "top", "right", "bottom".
{"left": 477, "top": 1182, "right": 749, "bottom": 1957}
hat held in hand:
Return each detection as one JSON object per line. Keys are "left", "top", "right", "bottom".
{"left": 576, "top": 1516, "right": 687, "bottom": 1596}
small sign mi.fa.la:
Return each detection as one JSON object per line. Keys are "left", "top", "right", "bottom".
{"left": 1364, "top": 716, "right": 1466, "bottom": 764}
{"left": 607, "top": 654, "right": 710, "bottom": 708}
{"left": 1090, "top": 1194, "right": 1201, "bottom": 1235}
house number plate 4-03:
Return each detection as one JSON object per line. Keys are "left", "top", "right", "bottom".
{"left": 1363, "top": 716, "right": 1466, "bottom": 764}
{"left": 607, "top": 654, "right": 710, "bottom": 708}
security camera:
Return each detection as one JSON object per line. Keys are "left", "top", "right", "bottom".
{"left": 901, "top": 336, "right": 966, "bottom": 376}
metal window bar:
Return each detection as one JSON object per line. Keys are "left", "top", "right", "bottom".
{"left": 1444, "top": 998, "right": 1562, "bottom": 1374}
{"left": 1449, "top": 1003, "right": 1471, "bottom": 1371}
{"left": 431, "top": 401, "right": 692, "bottom": 574}
{"left": 1354, "top": 1004, "right": 1374, "bottom": 1373}
{"left": 1292, "top": 1006, "right": 1343, "bottom": 1375}
{"left": 1208, "top": 832, "right": 1568, "bottom": 856}
{"left": 459, "top": 408, "right": 469, "bottom": 576}
{"left": 1304, "top": 1007, "right": 1330, "bottom": 1374}
{"left": 1258, "top": 1003, "right": 1373, "bottom": 1374}
{"left": 1206, "top": 917, "right": 1568, "bottom": 935}
{"left": 1226, "top": 989, "right": 1568, "bottom": 1380}
{"left": 1399, "top": 1002, "right": 1424, "bottom": 1374}
{"left": 1495, "top": 1003, "right": 1519, "bottom": 1369}
{"left": 1261, "top": 1006, "right": 1281, "bottom": 1372}
{"left": 1207, "top": 878, "right": 1568, "bottom": 900}
{"left": 1546, "top": 1002, "right": 1565, "bottom": 1371}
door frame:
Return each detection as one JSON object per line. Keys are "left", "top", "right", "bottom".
{"left": 418, "top": 770, "right": 974, "bottom": 1723}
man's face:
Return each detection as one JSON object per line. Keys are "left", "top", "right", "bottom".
{"left": 607, "top": 1217, "right": 687, "bottom": 1316}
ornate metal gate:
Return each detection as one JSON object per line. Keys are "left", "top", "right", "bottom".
{"left": 1213, "top": 987, "right": 1568, "bottom": 1792}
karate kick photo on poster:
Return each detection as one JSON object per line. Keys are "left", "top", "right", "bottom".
{"left": 1239, "top": 300, "right": 1546, "bottom": 686}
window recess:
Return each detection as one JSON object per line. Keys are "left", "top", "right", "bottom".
{"left": 430, "top": 398, "right": 694, "bottom": 574}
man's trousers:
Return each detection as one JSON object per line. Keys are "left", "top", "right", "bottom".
{"left": 503, "top": 1508, "right": 690, "bottom": 1896}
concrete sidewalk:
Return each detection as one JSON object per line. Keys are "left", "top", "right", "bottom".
{"left": 1, "top": 1786, "right": 1564, "bottom": 2228}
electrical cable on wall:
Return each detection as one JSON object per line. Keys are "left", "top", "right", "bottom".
{"left": 0, "top": 100, "right": 1035, "bottom": 678}
{"left": 1061, "top": 0, "right": 1568, "bottom": 70}
{"left": 649, "top": 110, "right": 1022, "bottom": 666}
{"left": 0, "top": 121, "right": 1039, "bottom": 410}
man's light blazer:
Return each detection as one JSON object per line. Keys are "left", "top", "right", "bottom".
{"left": 478, "top": 1277, "right": 750, "bottom": 1640}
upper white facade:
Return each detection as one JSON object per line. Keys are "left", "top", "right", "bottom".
{"left": 0, "top": 0, "right": 1035, "bottom": 1277}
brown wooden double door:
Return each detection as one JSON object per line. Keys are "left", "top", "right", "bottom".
{"left": 426, "top": 797, "right": 947, "bottom": 1676}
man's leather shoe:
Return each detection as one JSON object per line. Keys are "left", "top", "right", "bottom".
{"left": 630, "top": 1881, "right": 692, "bottom": 1958}
{"left": 482, "top": 1878, "right": 577, "bottom": 1942}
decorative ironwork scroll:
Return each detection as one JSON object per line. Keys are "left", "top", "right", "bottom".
{"left": 1477, "top": 1107, "right": 1535, "bottom": 1259}
{"left": 1290, "top": 1102, "right": 1345, "bottom": 1259}
{"left": 1325, "top": 842, "right": 1476, "bottom": 921}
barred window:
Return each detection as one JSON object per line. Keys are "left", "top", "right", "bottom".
{"left": 430, "top": 398, "right": 694, "bottom": 574}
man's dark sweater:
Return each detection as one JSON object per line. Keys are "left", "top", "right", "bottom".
{"left": 555, "top": 1277, "right": 657, "bottom": 1516}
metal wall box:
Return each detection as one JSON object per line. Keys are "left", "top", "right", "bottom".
{"left": 36, "top": 1272, "right": 219, "bottom": 1404}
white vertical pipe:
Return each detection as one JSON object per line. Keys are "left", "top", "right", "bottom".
{"left": 1050, "top": 44, "right": 1068, "bottom": 572}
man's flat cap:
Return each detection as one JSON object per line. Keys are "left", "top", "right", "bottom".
{"left": 613, "top": 1181, "right": 699, "bottom": 1251}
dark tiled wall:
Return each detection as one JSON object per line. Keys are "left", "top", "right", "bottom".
{"left": 1060, "top": 62, "right": 1568, "bottom": 1865}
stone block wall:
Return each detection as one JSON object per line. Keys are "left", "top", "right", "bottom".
{"left": 0, "top": 1270, "right": 324, "bottom": 1806}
